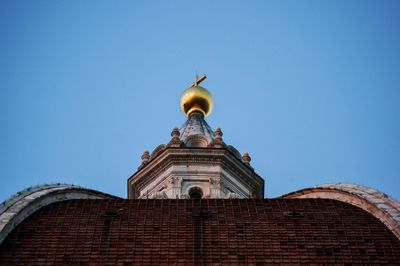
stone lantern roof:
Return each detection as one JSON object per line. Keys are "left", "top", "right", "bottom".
{"left": 179, "top": 112, "right": 214, "bottom": 145}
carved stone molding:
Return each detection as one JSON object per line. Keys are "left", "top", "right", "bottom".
{"left": 128, "top": 146, "right": 264, "bottom": 200}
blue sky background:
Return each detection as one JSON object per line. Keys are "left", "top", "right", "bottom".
{"left": 1, "top": 1, "right": 399, "bottom": 201}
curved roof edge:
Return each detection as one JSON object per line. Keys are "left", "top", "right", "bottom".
{"left": 281, "top": 183, "right": 400, "bottom": 239}
{"left": 0, "top": 183, "right": 120, "bottom": 244}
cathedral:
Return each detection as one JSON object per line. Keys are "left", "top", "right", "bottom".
{"left": 0, "top": 75, "right": 399, "bottom": 265}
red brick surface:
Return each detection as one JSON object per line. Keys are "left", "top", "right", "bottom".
{"left": 1, "top": 199, "right": 399, "bottom": 265}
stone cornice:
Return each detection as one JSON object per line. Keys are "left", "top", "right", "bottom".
{"left": 128, "top": 146, "right": 264, "bottom": 199}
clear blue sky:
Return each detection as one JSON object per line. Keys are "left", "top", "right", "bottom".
{"left": 1, "top": 1, "right": 399, "bottom": 202}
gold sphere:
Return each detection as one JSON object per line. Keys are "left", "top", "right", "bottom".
{"left": 180, "top": 86, "right": 213, "bottom": 117}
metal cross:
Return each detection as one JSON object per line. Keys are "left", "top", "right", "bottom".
{"left": 188, "top": 74, "right": 206, "bottom": 88}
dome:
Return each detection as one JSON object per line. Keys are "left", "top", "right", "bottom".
{"left": 180, "top": 85, "right": 213, "bottom": 117}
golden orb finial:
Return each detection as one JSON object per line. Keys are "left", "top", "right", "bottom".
{"left": 180, "top": 74, "right": 213, "bottom": 117}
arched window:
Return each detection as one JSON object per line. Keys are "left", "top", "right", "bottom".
{"left": 188, "top": 187, "right": 203, "bottom": 199}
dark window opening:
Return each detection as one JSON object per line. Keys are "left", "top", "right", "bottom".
{"left": 189, "top": 187, "right": 203, "bottom": 199}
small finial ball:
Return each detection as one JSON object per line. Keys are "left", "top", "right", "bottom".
{"left": 242, "top": 152, "right": 251, "bottom": 163}
{"left": 214, "top": 128, "right": 223, "bottom": 139}
{"left": 141, "top": 150, "right": 150, "bottom": 161}
{"left": 171, "top": 127, "right": 180, "bottom": 138}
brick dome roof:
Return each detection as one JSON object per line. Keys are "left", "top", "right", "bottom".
{"left": 1, "top": 198, "right": 399, "bottom": 265}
